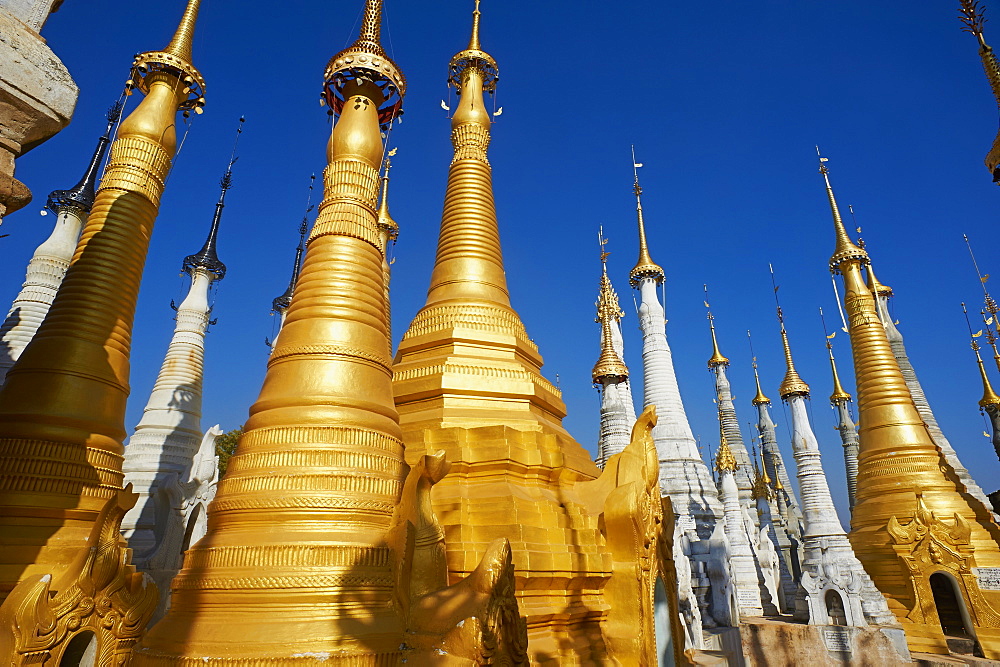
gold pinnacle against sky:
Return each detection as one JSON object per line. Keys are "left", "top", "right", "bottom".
{"left": 823, "top": 155, "right": 1000, "bottom": 659}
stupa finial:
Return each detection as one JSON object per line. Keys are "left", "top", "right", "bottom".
{"left": 629, "top": 147, "right": 665, "bottom": 287}
{"left": 771, "top": 265, "right": 810, "bottom": 399}
{"left": 705, "top": 285, "right": 729, "bottom": 368}
{"left": 817, "top": 150, "right": 868, "bottom": 274}
{"left": 183, "top": 116, "right": 245, "bottom": 280}
{"left": 46, "top": 101, "right": 124, "bottom": 215}
{"left": 748, "top": 329, "right": 771, "bottom": 406}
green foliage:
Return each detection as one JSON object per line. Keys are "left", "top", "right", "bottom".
{"left": 215, "top": 426, "right": 243, "bottom": 477}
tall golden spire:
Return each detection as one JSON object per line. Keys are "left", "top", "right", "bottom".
{"left": 393, "top": 6, "right": 670, "bottom": 662}
{"left": 377, "top": 154, "right": 399, "bottom": 244}
{"left": 818, "top": 149, "right": 868, "bottom": 273}
{"left": 394, "top": 0, "right": 570, "bottom": 433}
{"left": 163, "top": 0, "right": 200, "bottom": 63}
{"left": 825, "top": 153, "right": 1000, "bottom": 658}
{"left": 822, "top": 310, "right": 852, "bottom": 403}
{"left": 705, "top": 285, "right": 729, "bottom": 367}
{"left": 0, "top": 0, "right": 206, "bottom": 653}
{"left": 135, "top": 0, "right": 451, "bottom": 659}
{"left": 748, "top": 330, "right": 771, "bottom": 406}
{"left": 865, "top": 257, "right": 894, "bottom": 298}
{"left": 751, "top": 447, "right": 774, "bottom": 501}
{"left": 629, "top": 151, "right": 665, "bottom": 287}
{"left": 964, "top": 233, "right": 1000, "bottom": 375}
{"left": 771, "top": 268, "right": 810, "bottom": 399}
{"left": 593, "top": 236, "right": 628, "bottom": 383}
{"left": 965, "top": 303, "right": 1000, "bottom": 408}
{"left": 827, "top": 341, "right": 851, "bottom": 402}
{"left": 960, "top": 0, "right": 1000, "bottom": 179}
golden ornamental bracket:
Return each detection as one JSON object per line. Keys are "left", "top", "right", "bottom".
{"left": 0, "top": 485, "right": 158, "bottom": 664}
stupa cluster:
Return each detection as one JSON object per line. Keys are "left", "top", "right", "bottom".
{"left": 2, "top": 0, "right": 1000, "bottom": 664}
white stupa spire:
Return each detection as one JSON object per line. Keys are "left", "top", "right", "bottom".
{"left": 704, "top": 289, "right": 755, "bottom": 516}
{"left": 715, "top": 421, "right": 764, "bottom": 618}
{"left": 629, "top": 154, "right": 731, "bottom": 630}
{"left": 774, "top": 298, "right": 894, "bottom": 627}
{"left": 122, "top": 120, "right": 243, "bottom": 620}
{"left": 593, "top": 231, "right": 635, "bottom": 466}
{"left": 0, "top": 104, "right": 121, "bottom": 385}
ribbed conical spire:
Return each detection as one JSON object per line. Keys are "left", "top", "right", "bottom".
{"left": 46, "top": 102, "right": 123, "bottom": 215}
{"left": 965, "top": 303, "right": 1000, "bottom": 408}
{"left": 629, "top": 158, "right": 665, "bottom": 287}
{"left": 163, "top": 0, "right": 201, "bottom": 63}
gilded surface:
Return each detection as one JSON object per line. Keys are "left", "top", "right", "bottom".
{"left": 134, "top": 3, "right": 526, "bottom": 662}
{"left": 393, "top": 6, "right": 672, "bottom": 662}
{"left": 826, "top": 160, "right": 1000, "bottom": 657}
{"left": 0, "top": 486, "right": 157, "bottom": 664}
{"left": 0, "top": 4, "right": 205, "bottom": 661}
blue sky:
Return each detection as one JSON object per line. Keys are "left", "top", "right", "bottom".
{"left": 5, "top": 0, "right": 1000, "bottom": 520}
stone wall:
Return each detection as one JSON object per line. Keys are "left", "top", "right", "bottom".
{"left": 0, "top": 0, "right": 77, "bottom": 218}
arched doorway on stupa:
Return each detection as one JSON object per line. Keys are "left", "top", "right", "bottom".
{"left": 825, "top": 589, "right": 847, "bottom": 626}
{"left": 929, "top": 571, "right": 981, "bottom": 657}
{"left": 59, "top": 630, "right": 97, "bottom": 667}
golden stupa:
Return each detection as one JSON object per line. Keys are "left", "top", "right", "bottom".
{"left": 0, "top": 1, "right": 206, "bottom": 661}
{"left": 824, "top": 157, "right": 1000, "bottom": 658}
{"left": 131, "top": 0, "right": 533, "bottom": 661}
{"left": 392, "top": 3, "right": 677, "bottom": 663}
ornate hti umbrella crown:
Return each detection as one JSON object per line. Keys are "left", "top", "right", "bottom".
{"left": 46, "top": 101, "right": 123, "bottom": 215}
{"left": 448, "top": 0, "right": 499, "bottom": 92}
{"left": 775, "top": 304, "right": 810, "bottom": 399}
{"left": 323, "top": 0, "right": 405, "bottom": 125}
{"left": 628, "top": 158, "right": 665, "bottom": 287}
{"left": 129, "top": 0, "right": 206, "bottom": 114}
{"left": 817, "top": 151, "right": 869, "bottom": 273}
{"left": 377, "top": 156, "right": 399, "bottom": 241}
{"left": 592, "top": 238, "right": 629, "bottom": 383}
{"left": 183, "top": 117, "right": 245, "bottom": 280}
{"left": 748, "top": 330, "right": 771, "bottom": 406}
{"left": 715, "top": 424, "right": 738, "bottom": 474}
{"left": 705, "top": 285, "right": 729, "bottom": 367}
{"left": 272, "top": 176, "right": 315, "bottom": 313}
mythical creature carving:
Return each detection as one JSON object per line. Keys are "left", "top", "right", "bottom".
{"left": 390, "top": 450, "right": 529, "bottom": 664}
{"left": 0, "top": 485, "right": 158, "bottom": 664}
